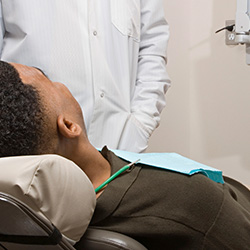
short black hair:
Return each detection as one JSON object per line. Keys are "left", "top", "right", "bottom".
{"left": 0, "top": 61, "right": 45, "bottom": 157}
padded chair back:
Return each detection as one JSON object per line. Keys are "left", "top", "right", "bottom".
{"left": 0, "top": 193, "right": 75, "bottom": 250}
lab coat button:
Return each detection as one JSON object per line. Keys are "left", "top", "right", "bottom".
{"left": 100, "top": 92, "right": 104, "bottom": 98}
{"left": 93, "top": 31, "right": 97, "bottom": 36}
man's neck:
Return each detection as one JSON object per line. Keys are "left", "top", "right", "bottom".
{"left": 72, "top": 144, "right": 111, "bottom": 195}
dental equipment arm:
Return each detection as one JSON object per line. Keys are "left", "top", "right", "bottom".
{"left": 236, "top": 0, "right": 250, "bottom": 33}
{"left": 235, "top": 0, "right": 250, "bottom": 64}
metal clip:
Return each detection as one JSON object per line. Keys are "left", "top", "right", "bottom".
{"left": 126, "top": 159, "right": 140, "bottom": 172}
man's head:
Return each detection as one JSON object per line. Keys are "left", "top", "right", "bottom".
{"left": 0, "top": 61, "right": 87, "bottom": 158}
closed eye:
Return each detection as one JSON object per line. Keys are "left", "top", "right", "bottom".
{"left": 33, "top": 67, "right": 49, "bottom": 79}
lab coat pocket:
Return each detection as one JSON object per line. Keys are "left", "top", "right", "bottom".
{"left": 118, "top": 114, "right": 150, "bottom": 153}
{"left": 110, "top": 0, "right": 140, "bottom": 42}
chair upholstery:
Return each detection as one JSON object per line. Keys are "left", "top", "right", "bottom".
{"left": 0, "top": 193, "right": 147, "bottom": 250}
{"left": 0, "top": 154, "right": 96, "bottom": 243}
{"left": 75, "top": 228, "right": 147, "bottom": 250}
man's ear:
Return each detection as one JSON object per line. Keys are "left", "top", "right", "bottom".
{"left": 57, "top": 115, "right": 82, "bottom": 139}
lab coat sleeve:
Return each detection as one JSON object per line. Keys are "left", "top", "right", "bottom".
{"left": 0, "top": 1, "right": 4, "bottom": 54}
{"left": 118, "top": 0, "right": 171, "bottom": 152}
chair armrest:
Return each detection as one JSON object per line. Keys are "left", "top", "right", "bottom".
{"left": 74, "top": 228, "right": 147, "bottom": 250}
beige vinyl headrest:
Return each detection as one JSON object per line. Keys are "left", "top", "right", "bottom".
{"left": 0, "top": 154, "right": 96, "bottom": 243}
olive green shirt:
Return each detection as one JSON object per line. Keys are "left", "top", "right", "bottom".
{"left": 80, "top": 147, "right": 250, "bottom": 249}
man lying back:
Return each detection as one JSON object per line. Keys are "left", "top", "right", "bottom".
{"left": 0, "top": 61, "right": 250, "bottom": 250}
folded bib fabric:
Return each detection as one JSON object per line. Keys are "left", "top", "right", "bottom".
{"left": 0, "top": 154, "right": 96, "bottom": 243}
{"left": 110, "top": 149, "right": 224, "bottom": 184}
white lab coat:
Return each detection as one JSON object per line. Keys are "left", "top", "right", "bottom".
{"left": 0, "top": 0, "right": 170, "bottom": 152}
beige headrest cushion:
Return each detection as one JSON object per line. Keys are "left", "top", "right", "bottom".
{"left": 0, "top": 154, "right": 96, "bottom": 242}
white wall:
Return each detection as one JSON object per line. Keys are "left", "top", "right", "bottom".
{"left": 147, "top": 0, "right": 250, "bottom": 185}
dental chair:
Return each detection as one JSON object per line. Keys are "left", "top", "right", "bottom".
{"left": 0, "top": 192, "right": 73, "bottom": 250}
{"left": 0, "top": 155, "right": 147, "bottom": 250}
{"left": 0, "top": 192, "right": 147, "bottom": 250}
